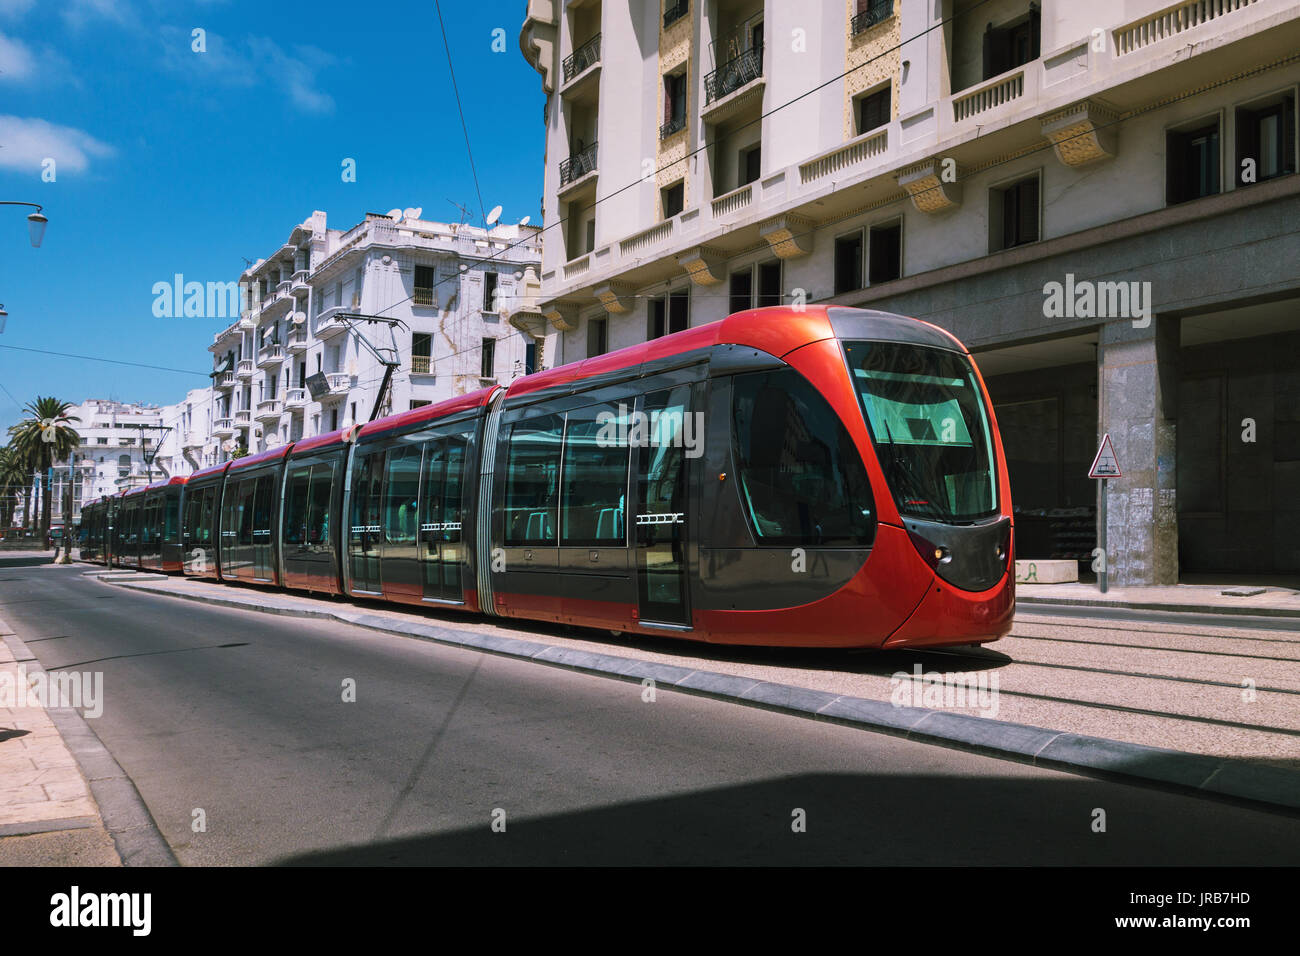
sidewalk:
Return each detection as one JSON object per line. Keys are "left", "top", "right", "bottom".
{"left": 0, "top": 618, "right": 120, "bottom": 866}
{"left": 1017, "top": 580, "right": 1300, "bottom": 617}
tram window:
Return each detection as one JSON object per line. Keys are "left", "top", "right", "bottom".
{"left": 422, "top": 440, "right": 446, "bottom": 537}
{"left": 561, "top": 407, "right": 629, "bottom": 547}
{"left": 164, "top": 495, "right": 179, "bottom": 543}
{"left": 384, "top": 445, "right": 421, "bottom": 544}
{"left": 237, "top": 481, "right": 255, "bottom": 546}
{"left": 252, "top": 476, "right": 273, "bottom": 533}
{"left": 307, "top": 463, "right": 334, "bottom": 547}
{"left": 284, "top": 468, "right": 311, "bottom": 545}
{"left": 731, "top": 368, "right": 876, "bottom": 546}
{"left": 505, "top": 415, "right": 564, "bottom": 545}
{"left": 200, "top": 487, "right": 216, "bottom": 544}
{"left": 444, "top": 438, "right": 466, "bottom": 531}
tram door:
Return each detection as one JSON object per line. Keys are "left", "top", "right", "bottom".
{"left": 634, "top": 385, "right": 693, "bottom": 627}
{"left": 349, "top": 450, "right": 383, "bottom": 593}
{"left": 419, "top": 435, "right": 467, "bottom": 602}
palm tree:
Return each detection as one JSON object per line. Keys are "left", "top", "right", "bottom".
{"left": 0, "top": 445, "right": 28, "bottom": 532}
{"left": 8, "top": 397, "right": 80, "bottom": 548}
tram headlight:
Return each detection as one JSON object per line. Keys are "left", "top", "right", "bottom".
{"left": 907, "top": 529, "right": 950, "bottom": 570}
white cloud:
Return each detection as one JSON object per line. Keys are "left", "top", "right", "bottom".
{"left": 0, "top": 115, "right": 113, "bottom": 174}
{"left": 61, "top": 0, "right": 131, "bottom": 29}
{"left": 162, "top": 29, "right": 336, "bottom": 115}
{"left": 0, "top": 29, "right": 33, "bottom": 80}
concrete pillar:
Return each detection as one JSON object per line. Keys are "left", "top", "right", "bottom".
{"left": 1098, "top": 315, "right": 1179, "bottom": 586}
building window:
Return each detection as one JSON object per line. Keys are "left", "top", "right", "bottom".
{"left": 1236, "top": 95, "right": 1296, "bottom": 187}
{"left": 481, "top": 338, "right": 496, "bottom": 379}
{"left": 649, "top": 290, "right": 689, "bottom": 338}
{"left": 855, "top": 85, "right": 890, "bottom": 136}
{"left": 587, "top": 316, "right": 608, "bottom": 357}
{"left": 834, "top": 231, "right": 864, "bottom": 295}
{"left": 414, "top": 265, "right": 436, "bottom": 306}
{"left": 97, "top": 437, "right": 108, "bottom": 445}
{"left": 410, "top": 400, "right": 431, "bottom": 410}
{"left": 868, "top": 220, "right": 902, "bottom": 284}
{"left": 740, "top": 144, "right": 761, "bottom": 186}
{"left": 662, "top": 71, "right": 687, "bottom": 138}
{"left": 1167, "top": 119, "right": 1221, "bottom": 204}
{"left": 662, "top": 180, "right": 685, "bottom": 219}
{"left": 330, "top": 408, "right": 339, "bottom": 431}
{"left": 982, "top": 6, "right": 1040, "bottom": 80}
{"left": 990, "top": 173, "right": 1040, "bottom": 251}
{"left": 729, "top": 270, "right": 753, "bottom": 313}
{"left": 483, "top": 271, "right": 498, "bottom": 311}
{"left": 756, "top": 261, "right": 781, "bottom": 307}
{"left": 525, "top": 342, "right": 538, "bottom": 375}
{"left": 664, "top": 0, "right": 688, "bottom": 28}
{"left": 412, "top": 332, "right": 432, "bottom": 374}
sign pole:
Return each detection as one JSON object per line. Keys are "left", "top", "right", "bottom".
{"left": 1098, "top": 477, "right": 1107, "bottom": 593}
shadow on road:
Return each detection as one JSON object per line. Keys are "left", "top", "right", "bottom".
{"left": 272, "top": 772, "right": 1300, "bottom": 866}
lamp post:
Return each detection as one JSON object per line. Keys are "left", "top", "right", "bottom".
{"left": 1, "top": 203, "right": 48, "bottom": 336}
{"left": 56, "top": 454, "right": 79, "bottom": 564}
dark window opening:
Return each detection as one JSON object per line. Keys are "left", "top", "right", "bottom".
{"left": 729, "top": 270, "right": 753, "bottom": 314}
{"left": 856, "top": 86, "right": 890, "bottom": 135}
{"left": 1236, "top": 96, "right": 1296, "bottom": 186}
{"left": 1167, "top": 121, "right": 1221, "bottom": 204}
{"left": 414, "top": 265, "right": 435, "bottom": 306}
{"left": 868, "top": 221, "right": 902, "bottom": 284}
{"left": 757, "top": 262, "right": 781, "bottom": 307}
{"left": 740, "top": 145, "right": 761, "bottom": 186}
{"left": 982, "top": 6, "right": 1040, "bottom": 80}
{"left": 834, "top": 232, "right": 864, "bottom": 295}
{"left": 992, "top": 175, "right": 1039, "bottom": 251}
{"left": 481, "top": 337, "right": 496, "bottom": 379}
{"left": 587, "top": 316, "right": 608, "bottom": 357}
{"left": 483, "top": 272, "right": 499, "bottom": 311}
{"left": 662, "top": 181, "right": 685, "bottom": 219}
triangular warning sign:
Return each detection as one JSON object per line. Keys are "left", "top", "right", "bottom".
{"left": 1089, "top": 433, "right": 1122, "bottom": 478}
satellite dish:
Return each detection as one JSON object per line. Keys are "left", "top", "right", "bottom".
{"left": 518, "top": 216, "right": 530, "bottom": 226}
{"left": 291, "top": 311, "right": 306, "bottom": 325}
{"left": 387, "top": 208, "right": 403, "bottom": 221}
{"left": 486, "top": 205, "right": 502, "bottom": 226}
{"left": 404, "top": 207, "right": 423, "bottom": 220}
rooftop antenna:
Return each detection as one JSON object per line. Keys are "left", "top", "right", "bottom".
{"left": 446, "top": 199, "right": 473, "bottom": 226}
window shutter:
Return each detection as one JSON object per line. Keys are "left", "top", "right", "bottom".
{"left": 1018, "top": 178, "right": 1039, "bottom": 244}
{"left": 664, "top": 75, "right": 672, "bottom": 125}
{"left": 1028, "top": 4, "right": 1041, "bottom": 60}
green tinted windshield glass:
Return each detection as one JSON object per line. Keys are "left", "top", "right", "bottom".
{"left": 844, "top": 341, "right": 997, "bottom": 522}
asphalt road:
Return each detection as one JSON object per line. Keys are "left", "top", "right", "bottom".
{"left": 3, "top": 557, "right": 1300, "bottom": 865}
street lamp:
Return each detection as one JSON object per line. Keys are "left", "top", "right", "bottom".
{"left": 0, "top": 201, "right": 49, "bottom": 247}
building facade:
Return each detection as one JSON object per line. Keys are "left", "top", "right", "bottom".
{"left": 209, "top": 210, "right": 547, "bottom": 458}
{"left": 520, "top": 0, "right": 1300, "bottom": 583}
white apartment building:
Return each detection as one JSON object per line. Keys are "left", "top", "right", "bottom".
{"left": 520, "top": 0, "right": 1300, "bottom": 584}
{"left": 208, "top": 210, "right": 547, "bottom": 458}
{"left": 154, "top": 386, "right": 219, "bottom": 478}
{"left": 46, "top": 399, "right": 171, "bottom": 523}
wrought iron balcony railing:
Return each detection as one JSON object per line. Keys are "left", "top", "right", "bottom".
{"left": 563, "top": 33, "right": 601, "bottom": 83}
{"left": 411, "top": 354, "right": 432, "bottom": 374}
{"left": 663, "top": 0, "right": 688, "bottom": 28}
{"left": 660, "top": 115, "right": 686, "bottom": 139}
{"left": 704, "top": 45, "right": 763, "bottom": 105}
{"left": 559, "top": 142, "right": 598, "bottom": 186}
{"left": 851, "top": 0, "right": 893, "bottom": 36}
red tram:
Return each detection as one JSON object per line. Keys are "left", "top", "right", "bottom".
{"left": 81, "top": 306, "right": 1015, "bottom": 649}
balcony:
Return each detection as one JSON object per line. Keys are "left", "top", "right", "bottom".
{"left": 285, "top": 387, "right": 307, "bottom": 409}
{"left": 255, "top": 399, "right": 283, "bottom": 422}
{"left": 703, "top": 46, "right": 764, "bottom": 123}
{"left": 323, "top": 373, "right": 352, "bottom": 397}
{"left": 851, "top": 0, "right": 893, "bottom": 36}
{"left": 413, "top": 286, "right": 436, "bottom": 307}
{"left": 234, "top": 409, "right": 251, "bottom": 428}
{"left": 257, "top": 343, "right": 285, "bottom": 368}
{"left": 660, "top": 115, "right": 686, "bottom": 139}
{"left": 411, "top": 354, "right": 433, "bottom": 375}
{"left": 182, "top": 431, "right": 204, "bottom": 449}
{"left": 663, "top": 0, "right": 688, "bottom": 29}
{"left": 236, "top": 359, "right": 255, "bottom": 379}
{"left": 312, "top": 308, "right": 350, "bottom": 340}
{"left": 215, "top": 370, "right": 236, "bottom": 390}
{"left": 260, "top": 290, "right": 293, "bottom": 322}
{"left": 562, "top": 33, "right": 601, "bottom": 85}
{"left": 286, "top": 328, "right": 308, "bottom": 353}
{"left": 558, "top": 142, "right": 598, "bottom": 194}
{"left": 290, "top": 269, "right": 310, "bottom": 293}
{"left": 212, "top": 418, "right": 234, "bottom": 437}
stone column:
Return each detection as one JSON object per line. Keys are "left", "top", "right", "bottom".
{"left": 1098, "top": 315, "right": 1179, "bottom": 586}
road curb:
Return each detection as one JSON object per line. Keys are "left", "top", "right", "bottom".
{"left": 1018, "top": 595, "right": 1300, "bottom": 618}
{"left": 101, "top": 575, "right": 1300, "bottom": 818}
{"left": 0, "top": 629, "right": 179, "bottom": 867}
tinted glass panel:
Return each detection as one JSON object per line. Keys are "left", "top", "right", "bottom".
{"left": 505, "top": 415, "right": 564, "bottom": 545}
{"left": 284, "top": 468, "right": 311, "bottom": 545}
{"left": 845, "top": 341, "right": 997, "bottom": 522}
{"left": 561, "top": 406, "right": 629, "bottom": 547}
{"left": 384, "top": 445, "right": 421, "bottom": 545}
{"left": 732, "top": 368, "right": 876, "bottom": 545}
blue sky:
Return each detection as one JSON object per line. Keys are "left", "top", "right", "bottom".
{"left": 0, "top": 0, "right": 544, "bottom": 432}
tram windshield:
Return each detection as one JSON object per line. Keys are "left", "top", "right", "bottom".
{"left": 844, "top": 341, "right": 998, "bottom": 523}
